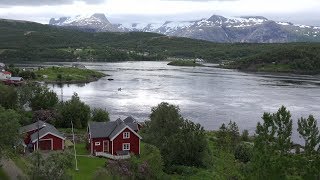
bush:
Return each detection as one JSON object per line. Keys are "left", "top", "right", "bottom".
{"left": 234, "top": 143, "right": 253, "bottom": 163}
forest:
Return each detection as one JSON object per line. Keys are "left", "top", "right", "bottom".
{"left": 1, "top": 19, "right": 320, "bottom": 74}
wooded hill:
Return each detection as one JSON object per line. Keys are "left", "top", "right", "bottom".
{"left": 1, "top": 18, "right": 320, "bottom": 74}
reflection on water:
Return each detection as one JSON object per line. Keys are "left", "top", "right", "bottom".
{"left": 45, "top": 61, "right": 320, "bottom": 142}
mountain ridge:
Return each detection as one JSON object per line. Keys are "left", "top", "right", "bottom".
{"left": 49, "top": 13, "right": 320, "bottom": 43}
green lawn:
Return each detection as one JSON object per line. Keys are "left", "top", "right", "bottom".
{"left": 69, "top": 156, "right": 106, "bottom": 180}
{"left": 0, "top": 167, "right": 9, "bottom": 180}
{"left": 35, "top": 67, "right": 106, "bottom": 83}
{"left": 75, "top": 143, "right": 90, "bottom": 155}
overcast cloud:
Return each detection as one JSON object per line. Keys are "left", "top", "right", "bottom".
{"left": 0, "top": 0, "right": 319, "bottom": 26}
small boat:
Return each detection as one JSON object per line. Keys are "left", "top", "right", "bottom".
{"left": 118, "top": 88, "right": 122, "bottom": 91}
{"left": 108, "top": 78, "right": 114, "bottom": 81}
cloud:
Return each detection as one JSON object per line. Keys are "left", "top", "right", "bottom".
{"left": 0, "top": 0, "right": 105, "bottom": 6}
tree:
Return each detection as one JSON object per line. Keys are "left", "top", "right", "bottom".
{"left": 57, "top": 93, "right": 90, "bottom": 128}
{"left": 216, "top": 121, "right": 240, "bottom": 151}
{"left": 297, "top": 115, "right": 320, "bottom": 155}
{"left": 0, "top": 84, "right": 18, "bottom": 109}
{"left": 251, "top": 106, "right": 293, "bottom": 179}
{"left": 142, "top": 102, "right": 211, "bottom": 168}
{"left": 91, "top": 108, "right": 110, "bottom": 122}
{"left": 0, "top": 106, "right": 20, "bottom": 159}
{"left": 29, "top": 151, "right": 73, "bottom": 180}
{"left": 30, "top": 86, "right": 58, "bottom": 110}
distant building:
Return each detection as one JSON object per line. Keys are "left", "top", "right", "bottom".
{"left": 72, "top": 63, "right": 86, "bottom": 69}
{"left": 3, "top": 77, "right": 24, "bottom": 86}
{"left": 0, "top": 62, "right": 5, "bottom": 71}
{"left": 0, "top": 71, "right": 12, "bottom": 80}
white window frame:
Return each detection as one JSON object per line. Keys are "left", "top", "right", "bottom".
{"left": 123, "top": 132, "right": 130, "bottom": 139}
{"left": 95, "top": 142, "right": 100, "bottom": 146}
{"left": 123, "top": 143, "right": 130, "bottom": 151}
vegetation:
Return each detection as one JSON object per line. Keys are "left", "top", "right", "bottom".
{"left": 91, "top": 108, "right": 110, "bottom": 122}
{"left": 167, "top": 59, "right": 203, "bottom": 67}
{"left": 56, "top": 93, "right": 91, "bottom": 129}
{"left": 142, "top": 102, "right": 211, "bottom": 170}
{"left": 0, "top": 167, "right": 9, "bottom": 180}
{"left": 70, "top": 156, "right": 106, "bottom": 180}
{"left": 34, "top": 67, "right": 106, "bottom": 83}
{"left": 223, "top": 46, "right": 320, "bottom": 74}
{"left": 1, "top": 19, "right": 320, "bottom": 74}
{"left": 0, "top": 84, "right": 18, "bottom": 109}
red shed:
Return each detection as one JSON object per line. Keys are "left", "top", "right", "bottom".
{"left": 88, "top": 118, "right": 142, "bottom": 156}
{"left": 20, "top": 121, "right": 65, "bottom": 151}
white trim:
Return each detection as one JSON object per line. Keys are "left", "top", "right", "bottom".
{"left": 32, "top": 132, "right": 65, "bottom": 143}
{"left": 38, "top": 139, "right": 53, "bottom": 150}
{"left": 91, "top": 140, "right": 93, "bottom": 155}
{"left": 62, "top": 140, "right": 64, "bottom": 150}
{"left": 110, "top": 125, "right": 142, "bottom": 141}
{"left": 95, "top": 142, "right": 100, "bottom": 146}
{"left": 123, "top": 132, "right": 130, "bottom": 139}
{"left": 111, "top": 141, "right": 113, "bottom": 155}
{"left": 122, "top": 143, "right": 130, "bottom": 151}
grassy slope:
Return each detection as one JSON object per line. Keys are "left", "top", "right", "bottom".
{"left": 167, "top": 60, "right": 203, "bottom": 67}
{"left": 0, "top": 167, "right": 9, "bottom": 180}
{"left": 34, "top": 67, "right": 106, "bottom": 83}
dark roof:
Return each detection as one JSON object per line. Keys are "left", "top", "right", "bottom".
{"left": 88, "top": 118, "right": 142, "bottom": 140}
{"left": 30, "top": 123, "right": 65, "bottom": 142}
{"left": 123, "top": 116, "right": 136, "bottom": 124}
{"left": 20, "top": 120, "right": 47, "bottom": 133}
{"left": 20, "top": 121, "right": 65, "bottom": 142}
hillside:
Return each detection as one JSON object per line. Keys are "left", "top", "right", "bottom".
{"left": 1, "top": 18, "right": 320, "bottom": 74}
{"left": 223, "top": 45, "right": 320, "bottom": 74}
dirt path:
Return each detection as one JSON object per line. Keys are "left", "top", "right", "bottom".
{"left": 1, "top": 158, "right": 27, "bottom": 180}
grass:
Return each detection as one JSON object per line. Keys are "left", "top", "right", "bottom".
{"left": 0, "top": 167, "right": 9, "bottom": 180}
{"left": 75, "top": 143, "right": 90, "bottom": 155}
{"left": 257, "top": 64, "right": 292, "bottom": 73}
{"left": 167, "top": 60, "right": 203, "bottom": 67}
{"left": 11, "top": 156, "right": 30, "bottom": 175}
{"left": 69, "top": 156, "right": 106, "bottom": 180}
{"left": 34, "top": 67, "right": 106, "bottom": 83}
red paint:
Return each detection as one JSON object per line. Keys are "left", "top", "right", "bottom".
{"left": 112, "top": 128, "right": 140, "bottom": 155}
{"left": 23, "top": 129, "right": 38, "bottom": 144}
{"left": 88, "top": 128, "right": 140, "bottom": 155}
{"left": 33, "top": 133, "right": 64, "bottom": 150}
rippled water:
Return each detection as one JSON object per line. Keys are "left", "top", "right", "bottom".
{"left": 47, "top": 61, "right": 320, "bottom": 141}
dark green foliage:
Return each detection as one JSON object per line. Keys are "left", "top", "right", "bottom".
{"left": 228, "top": 46, "right": 320, "bottom": 74}
{"left": 30, "top": 86, "right": 59, "bottom": 110}
{"left": 142, "top": 102, "right": 211, "bottom": 169}
{"left": 241, "top": 129, "right": 250, "bottom": 142}
{"left": 91, "top": 108, "right": 110, "bottom": 122}
{"left": 216, "top": 121, "right": 240, "bottom": 151}
{"left": 29, "top": 151, "right": 73, "bottom": 180}
{"left": 0, "top": 107, "right": 20, "bottom": 158}
{"left": 297, "top": 115, "right": 320, "bottom": 155}
{"left": 0, "top": 84, "right": 18, "bottom": 109}
{"left": 234, "top": 143, "right": 253, "bottom": 163}
{"left": 57, "top": 93, "right": 90, "bottom": 128}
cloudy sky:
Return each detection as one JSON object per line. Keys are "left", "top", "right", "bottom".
{"left": 0, "top": 0, "right": 320, "bottom": 25}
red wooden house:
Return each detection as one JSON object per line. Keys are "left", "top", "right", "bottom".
{"left": 20, "top": 121, "right": 65, "bottom": 151}
{"left": 87, "top": 118, "right": 142, "bottom": 156}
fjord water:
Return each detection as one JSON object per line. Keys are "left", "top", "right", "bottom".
{"left": 50, "top": 61, "right": 320, "bottom": 140}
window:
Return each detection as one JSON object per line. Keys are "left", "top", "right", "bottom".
{"left": 123, "top": 143, "right": 130, "bottom": 151}
{"left": 123, "top": 132, "right": 130, "bottom": 139}
{"left": 95, "top": 142, "right": 100, "bottom": 146}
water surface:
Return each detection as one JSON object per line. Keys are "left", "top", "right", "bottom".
{"left": 47, "top": 61, "right": 320, "bottom": 141}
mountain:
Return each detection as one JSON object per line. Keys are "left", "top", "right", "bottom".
{"left": 49, "top": 14, "right": 320, "bottom": 43}
{"left": 49, "top": 13, "right": 118, "bottom": 32}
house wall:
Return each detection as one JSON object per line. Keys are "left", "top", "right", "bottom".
{"left": 112, "top": 128, "right": 140, "bottom": 155}
{"left": 91, "top": 137, "right": 111, "bottom": 155}
{"left": 33, "top": 134, "right": 64, "bottom": 150}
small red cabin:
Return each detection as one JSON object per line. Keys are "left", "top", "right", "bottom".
{"left": 87, "top": 118, "right": 142, "bottom": 156}
{"left": 20, "top": 121, "right": 65, "bottom": 151}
